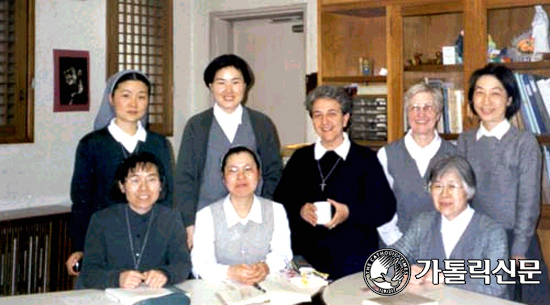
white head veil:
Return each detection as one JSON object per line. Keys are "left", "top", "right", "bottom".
{"left": 93, "top": 70, "right": 151, "bottom": 131}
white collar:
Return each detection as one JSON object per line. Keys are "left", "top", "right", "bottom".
{"left": 476, "top": 120, "right": 510, "bottom": 140}
{"left": 314, "top": 132, "right": 351, "bottom": 160}
{"left": 107, "top": 119, "right": 147, "bottom": 153}
{"left": 403, "top": 129, "right": 441, "bottom": 159}
{"left": 441, "top": 205, "right": 475, "bottom": 234}
{"left": 213, "top": 103, "right": 243, "bottom": 126}
{"left": 223, "top": 194, "right": 262, "bottom": 228}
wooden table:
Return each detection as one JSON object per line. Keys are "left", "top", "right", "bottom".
{"left": 322, "top": 272, "right": 524, "bottom": 305}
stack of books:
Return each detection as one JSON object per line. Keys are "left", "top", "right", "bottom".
{"left": 513, "top": 72, "right": 550, "bottom": 206}
{"left": 422, "top": 78, "right": 464, "bottom": 134}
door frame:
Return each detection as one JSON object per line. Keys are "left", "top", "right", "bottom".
{"left": 209, "top": 3, "right": 307, "bottom": 60}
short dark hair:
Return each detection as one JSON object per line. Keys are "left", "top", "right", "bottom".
{"left": 467, "top": 64, "right": 520, "bottom": 119}
{"left": 304, "top": 85, "right": 352, "bottom": 117}
{"left": 111, "top": 152, "right": 166, "bottom": 203}
{"left": 220, "top": 146, "right": 260, "bottom": 173}
{"left": 428, "top": 156, "right": 476, "bottom": 200}
{"left": 203, "top": 54, "right": 254, "bottom": 88}
{"left": 111, "top": 71, "right": 152, "bottom": 97}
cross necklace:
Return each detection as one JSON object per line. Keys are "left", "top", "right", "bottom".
{"left": 125, "top": 206, "right": 155, "bottom": 270}
{"left": 317, "top": 157, "right": 341, "bottom": 192}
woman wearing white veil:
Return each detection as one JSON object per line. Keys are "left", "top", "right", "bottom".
{"left": 66, "top": 70, "right": 174, "bottom": 276}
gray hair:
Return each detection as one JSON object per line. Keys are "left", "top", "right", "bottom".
{"left": 404, "top": 82, "right": 443, "bottom": 114}
{"left": 304, "top": 85, "right": 352, "bottom": 117}
{"left": 428, "top": 156, "right": 476, "bottom": 200}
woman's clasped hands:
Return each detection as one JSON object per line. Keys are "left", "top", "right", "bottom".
{"left": 119, "top": 269, "right": 168, "bottom": 289}
{"left": 227, "top": 262, "right": 270, "bottom": 285}
{"left": 300, "top": 198, "right": 349, "bottom": 230}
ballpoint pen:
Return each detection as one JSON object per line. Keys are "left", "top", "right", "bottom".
{"left": 253, "top": 283, "right": 267, "bottom": 293}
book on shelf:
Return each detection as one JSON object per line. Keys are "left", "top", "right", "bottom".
{"left": 510, "top": 112, "right": 525, "bottom": 132}
{"left": 416, "top": 78, "right": 463, "bottom": 134}
{"left": 522, "top": 74, "right": 548, "bottom": 134}
{"left": 362, "top": 292, "right": 439, "bottom": 305}
{"left": 541, "top": 145, "right": 550, "bottom": 206}
{"left": 515, "top": 73, "right": 539, "bottom": 134}
{"left": 526, "top": 74, "right": 550, "bottom": 132}
{"left": 343, "top": 83, "right": 387, "bottom": 97}
{"left": 536, "top": 78, "right": 550, "bottom": 115}
{"left": 216, "top": 273, "right": 327, "bottom": 305}
{"left": 512, "top": 72, "right": 550, "bottom": 135}
{"left": 105, "top": 285, "right": 189, "bottom": 305}
{"left": 448, "top": 89, "right": 463, "bottom": 134}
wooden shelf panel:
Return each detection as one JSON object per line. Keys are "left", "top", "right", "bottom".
{"left": 439, "top": 133, "right": 459, "bottom": 141}
{"left": 320, "top": 0, "right": 462, "bottom": 16}
{"left": 320, "top": 12, "right": 386, "bottom": 79}
{"left": 404, "top": 64, "right": 463, "bottom": 72}
{"left": 537, "top": 134, "right": 550, "bottom": 144}
{"left": 437, "top": 134, "right": 550, "bottom": 143}
{"left": 486, "top": 0, "right": 550, "bottom": 10}
{"left": 503, "top": 61, "right": 550, "bottom": 71}
{"left": 402, "top": 1, "right": 462, "bottom": 16}
{"left": 322, "top": 75, "right": 387, "bottom": 83}
{"left": 354, "top": 139, "right": 387, "bottom": 150}
{"left": 322, "top": 0, "right": 462, "bottom": 17}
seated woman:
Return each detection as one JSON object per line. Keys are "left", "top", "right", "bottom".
{"left": 391, "top": 156, "right": 508, "bottom": 298}
{"left": 78, "top": 152, "right": 190, "bottom": 289}
{"left": 191, "top": 146, "right": 292, "bottom": 285}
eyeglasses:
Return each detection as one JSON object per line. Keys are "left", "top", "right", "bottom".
{"left": 429, "top": 183, "right": 463, "bottom": 195}
{"left": 125, "top": 176, "right": 161, "bottom": 188}
{"left": 408, "top": 104, "right": 436, "bottom": 114}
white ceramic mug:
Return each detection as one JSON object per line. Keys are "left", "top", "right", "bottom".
{"left": 314, "top": 201, "right": 332, "bottom": 225}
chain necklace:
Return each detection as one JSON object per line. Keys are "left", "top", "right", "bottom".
{"left": 125, "top": 206, "right": 155, "bottom": 270}
{"left": 316, "top": 156, "right": 341, "bottom": 192}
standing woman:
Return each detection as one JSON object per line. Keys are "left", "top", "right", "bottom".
{"left": 175, "top": 54, "right": 283, "bottom": 249}
{"left": 377, "top": 82, "right": 456, "bottom": 245}
{"left": 457, "top": 63, "right": 550, "bottom": 303}
{"left": 273, "top": 85, "right": 396, "bottom": 280}
{"left": 66, "top": 70, "right": 174, "bottom": 276}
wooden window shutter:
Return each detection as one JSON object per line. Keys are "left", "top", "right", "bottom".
{"left": 107, "top": 0, "right": 173, "bottom": 136}
{"left": 0, "top": 0, "right": 34, "bottom": 143}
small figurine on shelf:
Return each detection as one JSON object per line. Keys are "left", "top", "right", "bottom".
{"left": 532, "top": 5, "right": 550, "bottom": 61}
{"left": 510, "top": 31, "right": 534, "bottom": 62}
{"left": 359, "top": 57, "right": 371, "bottom": 75}
{"left": 435, "top": 51, "right": 443, "bottom": 65}
{"left": 454, "top": 30, "right": 464, "bottom": 63}
{"left": 425, "top": 52, "right": 443, "bottom": 65}
{"left": 487, "top": 35, "right": 501, "bottom": 62}
{"left": 407, "top": 53, "right": 423, "bottom": 66}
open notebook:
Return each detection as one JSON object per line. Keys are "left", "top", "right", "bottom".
{"left": 216, "top": 273, "right": 327, "bottom": 305}
{"left": 105, "top": 285, "right": 190, "bottom": 305}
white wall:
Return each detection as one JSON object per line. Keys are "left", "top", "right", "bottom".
{"left": 0, "top": 0, "right": 106, "bottom": 211}
{"left": 171, "top": 0, "right": 318, "bottom": 154}
{"left": 0, "top": 0, "right": 317, "bottom": 212}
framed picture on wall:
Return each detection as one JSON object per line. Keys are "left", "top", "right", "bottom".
{"left": 53, "top": 49, "right": 90, "bottom": 112}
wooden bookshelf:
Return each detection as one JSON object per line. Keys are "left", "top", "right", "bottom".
{"left": 318, "top": 0, "right": 550, "bottom": 277}
{"left": 404, "top": 64, "right": 462, "bottom": 73}
{"left": 322, "top": 75, "right": 386, "bottom": 83}
{"left": 354, "top": 139, "right": 387, "bottom": 150}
